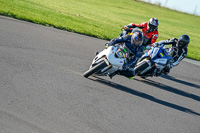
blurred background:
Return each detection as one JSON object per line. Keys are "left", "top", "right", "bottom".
{"left": 141, "top": 0, "right": 200, "bottom": 16}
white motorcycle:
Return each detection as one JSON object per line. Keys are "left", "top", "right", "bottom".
{"left": 83, "top": 44, "right": 130, "bottom": 78}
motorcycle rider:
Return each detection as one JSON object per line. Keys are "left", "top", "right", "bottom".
{"left": 152, "top": 34, "right": 190, "bottom": 76}
{"left": 121, "top": 18, "right": 159, "bottom": 47}
{"left": 105, "top": 30, "right": 144, "bottom": 79}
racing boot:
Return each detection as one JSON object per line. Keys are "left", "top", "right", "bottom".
{"left": 108, "top": 71, "right": 118, "bottom": 79}
{"left": 118, "top": 68, "right": 135, "bottom": 79}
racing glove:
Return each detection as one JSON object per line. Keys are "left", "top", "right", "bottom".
{"left": 170, "top": 38, "right": 178, "bottom": 42}
{"left": 144, "top": 45, "right": 152, "bottom": 50}
{"left": 123, "top": 25, "right": 130, "bottom": 31}
{"left": 152, "top": 42, "right": 159, "bottom": 47}
{"left": 105, "top": 43, "right": 109, "bottom": 48}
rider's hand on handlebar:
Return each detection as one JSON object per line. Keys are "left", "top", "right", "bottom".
{"left": 105, "top": 42, "right": 112, "bottom": 48}
{"left": 123, "top": 25, "right": 130, "bottom": 31}
{"left": 105, "top": 43, "right": 109, "bottom": 48}
{"left": 153, "top": 42, "right": 159, "bottom": 47}
{"left": 145, "top": 45, "right": 152, "bottom": 50}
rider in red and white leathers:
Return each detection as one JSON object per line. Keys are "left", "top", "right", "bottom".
{"left": 121, "top": 18, "right": 159, "bottom": 47}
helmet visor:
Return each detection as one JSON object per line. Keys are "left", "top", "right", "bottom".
{"left": 148, "top": 23, "right": 157, "bottom": 31}
{"left": 131, "top": 31, "right": 143, "bottom": 47}
{"left": 178, "top": 40, "right": 188, "bottom": 48}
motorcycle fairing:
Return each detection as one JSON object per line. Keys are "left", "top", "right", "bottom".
{"left": 142, "top": 46, "right": 172, "bottom": 65}
{"left": 92, "top": 46, "right": 125, "bottom": 67}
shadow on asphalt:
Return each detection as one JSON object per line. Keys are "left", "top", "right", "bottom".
{"left": 89, "top": 76, "right": 200, "bottom": 116}
{"left": 160, "top": 75, "right": 200, "bottom": 89}
{"left": 135, "top": 78, "right": 200, "bottom": 102}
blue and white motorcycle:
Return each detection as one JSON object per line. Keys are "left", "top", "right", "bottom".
{"left": 134, "top": 44, "right": 173, "bottom": 78}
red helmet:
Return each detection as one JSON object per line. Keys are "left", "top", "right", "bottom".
{"left": 131, "top": 31, "right": 144, "bottom": 47}
{"left": 147, "top": 18, "right": 159, "bottom": 33}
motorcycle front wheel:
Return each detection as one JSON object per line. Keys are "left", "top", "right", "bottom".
{"left": 134, "top": 61, "right": 149, "bottom": 75}
{"left": 83, "top": 61, "right": 107, "bottom": 78}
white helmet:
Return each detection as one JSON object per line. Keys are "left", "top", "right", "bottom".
{"left": 147, "top": 18, "right": 159, "bottom": 33}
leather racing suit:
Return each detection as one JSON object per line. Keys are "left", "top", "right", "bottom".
{"left": 123, "top": 22, "right": 159, "bottom": 46}
{"left": 153, "top": 38, "right": 188, "bottom": 75}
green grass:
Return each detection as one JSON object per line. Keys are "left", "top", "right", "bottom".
{"left": 0, "top": 0, "right": 200, "bottom": 60}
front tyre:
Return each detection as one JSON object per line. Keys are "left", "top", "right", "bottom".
{"left": 83, "top": 61, "right": 107, "bottom": 78}
{"left": 134, "top": 61, "right": 149, "bottom": 75}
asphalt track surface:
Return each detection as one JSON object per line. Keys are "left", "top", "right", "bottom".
{"left": 0, "top": 16, "right": 200, "bottom": 133}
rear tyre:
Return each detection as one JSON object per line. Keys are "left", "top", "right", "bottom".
{"left": 83, "top": 61, "right": 107, "bottom": 78}
{"left": 134, "top": 61, "right": 149, "bottom": 75}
